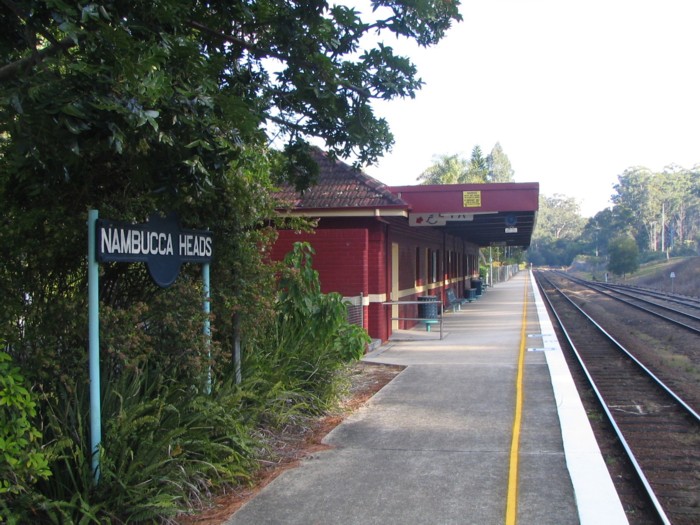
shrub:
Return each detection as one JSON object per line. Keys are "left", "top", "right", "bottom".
{"left": 25, "top": 365, "right": 258, "bottom": 523}
{"left": 243, "top": 242, "right": 368, "bottom": 425}
{"left": 0, "top": 350, "right": 51, "bottom": 523}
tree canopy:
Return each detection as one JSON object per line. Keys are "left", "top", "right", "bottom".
{"left": 418, "top": 142, "right": 515, "bottom": 184}
{"left": 607, "top": 235, "right": 639, "bottom": 276}
{"left": 1, "top": 0, "right": 462, "bottom": 192}
{"left": 0, "top": 2, "right": 464, "bottom": 520}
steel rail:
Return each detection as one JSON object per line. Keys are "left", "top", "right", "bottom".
{"left": 555, "top": 270, "right": 700, "bottom": 311}
{"left": 535, "top": 273, "right": 674, "bottom": 525}
{"left": 541, "top": 273, "right": 700, "bottom": 420}
{"left": 604, "top": 281, "right": 700, "bottom": 308}
{"left": 554, "top": 271, "right": 700, "bottom": 334}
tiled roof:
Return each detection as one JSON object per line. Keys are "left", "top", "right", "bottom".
{"left": 274, "top": 149, "right": 408, "bottom": 210}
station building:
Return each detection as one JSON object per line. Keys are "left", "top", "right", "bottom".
{"left": 272, "top": 150, "right": 539, "bottom": 342}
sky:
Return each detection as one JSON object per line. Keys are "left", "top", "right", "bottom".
{"left": 360, "top": 0, "right": 700, "bottom": 217}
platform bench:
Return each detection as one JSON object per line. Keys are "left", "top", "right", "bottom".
{"left": 446, "top": 288, "right": 468, "bottom": 312}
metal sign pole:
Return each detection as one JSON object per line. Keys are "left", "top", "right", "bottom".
{"left": 203, "top": 262, "right": 211, "bottom": 394}
{"left": 89, "top": 211, "right": 214, "bottom": 480}
{"left": 87, "top": 209, "right": 101, "bottom": 483}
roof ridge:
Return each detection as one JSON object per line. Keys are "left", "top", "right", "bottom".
{"left": 331, "top": 154, "right": 407, "bottom": 206}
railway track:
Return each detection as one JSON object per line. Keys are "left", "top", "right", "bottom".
{"left": 534, "top": 270, "right": 700, "bottom": 525}
{"left": 553, "top": 271, "right": 700, "bottom": 334}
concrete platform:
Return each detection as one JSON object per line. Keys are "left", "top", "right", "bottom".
{"left": 225, "top": 271, "right": 628, "bottom": 525}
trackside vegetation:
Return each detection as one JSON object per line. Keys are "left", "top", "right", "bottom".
{"left": 2, "top": 242, "right": 368, "bottom": 523}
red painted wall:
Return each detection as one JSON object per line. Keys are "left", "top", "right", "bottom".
{"left": 272, "top": 227, "right": 369, "bottom": 297}
{"left": 271, "top": 216, "right": 479, "bottom": 342}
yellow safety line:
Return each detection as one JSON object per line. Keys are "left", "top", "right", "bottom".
{"left": 506, "top": 276, "right": 529, "bottom": 525}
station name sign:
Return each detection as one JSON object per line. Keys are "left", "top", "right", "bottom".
{"left": 96, "top": 214, "right": 212, "bottom": 288}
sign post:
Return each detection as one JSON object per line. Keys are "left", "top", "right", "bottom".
{"left": 87, "top": 210, "right": 213, "bottom": 483}
{"left": 203, "top": 262, "right": 211, "bottom": 394}
{"left": 670, "top": 271, "right": 676, "bottom": 293}
{"left": 88, "top": 210, "right": 101, "bottom": 482}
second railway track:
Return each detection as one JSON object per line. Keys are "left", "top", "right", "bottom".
{"left": 535, "top": 270, "right": 700, "bottom": 525}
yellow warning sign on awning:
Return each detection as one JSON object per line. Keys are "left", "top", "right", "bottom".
{"left": 462, "top": 191, "right": 482, "bottom": 207}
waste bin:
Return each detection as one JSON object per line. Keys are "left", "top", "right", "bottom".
{"left": 417, "top": 295, "right": 439, "bottom": 320}
{"left": 470, "top": 278, "right": 482, "bottom": 296}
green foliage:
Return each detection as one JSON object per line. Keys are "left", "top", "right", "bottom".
{"left": 3, "top": 241, "right": 367, "bottom": 522}
{"left": 0, "top": 351, "right": 51, "bottom": 502}
{"left": 608, "top": 235, "right": 640, "bottom": 276}
{"left": 22, "top": 365, "right": 257, "bottom": 523}
{"left": 1, "top": 0, "right": 454, "bottom": 520}
{"left": 466, "top": 145, "right": 488, "bottom": 183}
{"left": 1, "top": 0, "right": 461, "bottom": 183}
{"left": 101, "top": 279, "right": 214, "bottom": 387}
{"left": 612, "top": 166, "right": 700, "bottom": 253}
{"left": 486, "top": 142, "right": 515, "bottom": 183}
{"left": 418, "top": 154, "right": 468, "bottom": 184}
{"left": 244, "top": 242, "right": 369, "bottom": 423}
{"left": 418, "top": 143, "right": 515, "bottom": 184}
{"left": 529, "top": 194, "right": 586, "bottom": 266}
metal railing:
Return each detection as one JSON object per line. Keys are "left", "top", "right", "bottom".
{"left": 487, "top": 264, "right": 520, "bottom": 287}
{"left": 382, "top": 298, "right": 444, "bottom": 339}
{"left": 344, "top": 293, "right": 364, "bottom": 328}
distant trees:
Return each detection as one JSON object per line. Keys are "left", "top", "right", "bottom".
{"left": 528, "top": 194, "right": 586, "bottom": 266}
{"left": 418, "top": 154, "right": 468, "bottom": 184}
{"left": 529, "top": 164, "right": 699, "bottom": 268}
{"left": 418, "top": 142, "right": 515, "bottom": 184}
{"left": 612, "top": 166, "right": 700, "bottom": 254}
{"left": 416, "top": 147, "right": 699, "bottom": 270}
{"left": 466, "top": 145, "right": 489, "bottom": 182}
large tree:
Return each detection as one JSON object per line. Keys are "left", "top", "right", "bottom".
{"left": 486, "top": 142, "right": 514, "bottom": 182}
{"left": 1, "top": 0, "right": 462, "bottom": 188}
{"left": 612, "top": 167, "right": 662, "bottom": 251}
{"left": 417, "top": 153, "right": 468, "bottom": 184}
{"left": 0, "top": 0, "right": 462, "bottom": 384}
{"left": 418, "top": 142, "right": 513, "bottom": 184}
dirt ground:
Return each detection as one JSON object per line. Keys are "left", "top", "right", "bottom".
{"left": 624, "top": 256, "right": 700, "bottom": 297}
{"left": 178, "top": 361, "right": 403, "bottom": 525}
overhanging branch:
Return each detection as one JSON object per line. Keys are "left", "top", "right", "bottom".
{"left": 0, "top": 37, "right": 75, "bottom": 82}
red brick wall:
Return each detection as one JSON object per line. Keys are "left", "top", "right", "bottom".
{"left": 272, "top": 227, "right": 368, "bottom": 297}
{"left": 367, "top": 221, "right": 388, "bottom": 342}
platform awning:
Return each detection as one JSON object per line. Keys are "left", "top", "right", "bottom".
{"left": 390, "top": 183, "right": 539, "bottom": 248}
